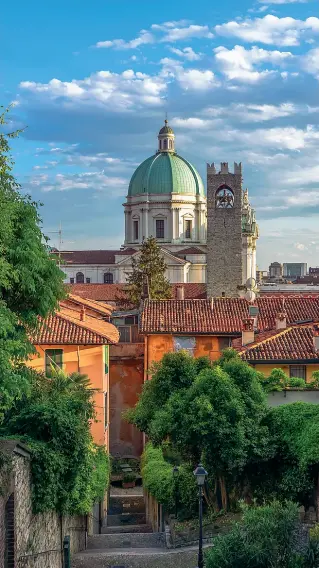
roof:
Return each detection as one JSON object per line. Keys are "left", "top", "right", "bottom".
{"left": 0, "top": 439, "right": 31, "bottom": 458}
{"left": 68, "top": 283, "right": 207, "bottom": 303}
{"left": 234, "top": 325, "right": 319, "bottom": 362}
{"left": 128, "top": 152, "right": 205, "bottom": 197}
{"left": 53, "top": 249, "right": 137, "bottom": 265}
{"left": 33, "top": 305, "right": 119, "bottom": 345}
{"left": 159, "top": 120, "right": 174, "bottom": 135}
{"left": 139, "top": 296, "right": 319, "bottom": 335}
{"left": 62, "top": 294, "right": 114, "bottom": 317}
{"left": 175, "top": 247, "right": 206, "bottom": 256}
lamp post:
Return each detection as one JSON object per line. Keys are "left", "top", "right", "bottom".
{"left": 194, "top": 464, "right": 208, "bottom": 568}
{"left": 173, "top": 465, "right": 179, "bottom": 518}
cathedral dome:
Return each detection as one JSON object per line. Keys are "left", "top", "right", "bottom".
{"left": 128, "top": 152, "right": 205, "bottom": 197}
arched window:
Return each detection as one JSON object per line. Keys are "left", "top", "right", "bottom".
{"left": 164, "top": 139, "right": 168, "bottom": 150}
{"left": 76, "top": 272, "right": 84, "bottom": 283}
{"left": 104, "top": 273, "right": 114, "bottom": 284}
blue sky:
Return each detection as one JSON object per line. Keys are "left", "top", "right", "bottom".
{"left": 2, "top": 0, "right": 319, "bottom": 270}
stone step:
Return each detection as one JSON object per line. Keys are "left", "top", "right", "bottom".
{"left": 108, "top": 495, "right": 145, "bottom": 515}
{"left": 101, "top": 524, "right": 153, "bottom": 534}
{"left": 72, "top": 544, "right": 212, "bottom": 568}
{"left": 88, "top": 532, "right": 165, "bottom": 549}
{"left": 106, "top": 513, "right": 146, "bottom": 527}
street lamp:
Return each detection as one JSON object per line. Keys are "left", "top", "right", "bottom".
{"left": 173, "top": 465, "right": 179, "bottom": 518}
{"left": 194, "top": 463, "right": 208, "bottom": 568}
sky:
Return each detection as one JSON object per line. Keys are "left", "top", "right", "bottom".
{"left": 2, "top": 0, "right": 319, "bottom": 270}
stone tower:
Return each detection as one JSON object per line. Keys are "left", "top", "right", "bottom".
{"left": 207, "top": 162, "right": 243, "bottom": 297}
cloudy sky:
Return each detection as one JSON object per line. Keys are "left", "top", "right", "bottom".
{"left": 3, "top": 0, "right": 319, "bottom": 270}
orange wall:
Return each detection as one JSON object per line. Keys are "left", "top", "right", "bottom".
{"left": 28, "top": 344, "right": 108, "bottom": 447}
{"left": 253, "top": 362, "right": 319, "bottom": 383}
{"left": 145, "top": 334, "right": 223, "bottom": 379}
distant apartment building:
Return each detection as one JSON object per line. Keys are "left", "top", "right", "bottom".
{"left": 310, "top": 267, "right": 319, "bottom": 275}
{"left": 283, "top": 263, "right": 307, "bottom": 279}
{"left": 269, "top": 262, "right": 283, "bottom": 279}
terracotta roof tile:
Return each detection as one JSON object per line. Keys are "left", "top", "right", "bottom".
{"left": 174, "top": 247, "right": 206, "bottom": 255}
{"left": 234, "top": 325, "right": 319, "bottom": 362}
{"left": 62, "top": 294, "right": 114, "bottom": 317}
{"left": 33, "top": 306, "right": 119, "bottom": 345}
{"left": 68, "top": 283, "right": 207, "bottom": 303}
{"left": 140, "top": 297, "right": 319, "bottom": 335}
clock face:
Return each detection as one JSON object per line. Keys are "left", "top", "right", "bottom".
{"left": 216, "top": 187, "right": 234, "bottom": 209}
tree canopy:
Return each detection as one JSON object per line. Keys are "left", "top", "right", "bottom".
{"left": 123, "top": 236, "right": 171, "bottom": 307}
{"left": 0, "top": 107, "right": 65, "bottom": 418}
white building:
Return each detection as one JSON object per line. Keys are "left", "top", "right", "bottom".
{"left": 58, "top": 121, "right": 258, "bottom": 287}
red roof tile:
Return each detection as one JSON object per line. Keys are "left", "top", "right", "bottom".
{"left": 68, "top": 283, "right": 207, "bottom": 303}
{"left": 175, "top": 247, "right": 206, "bottom": 255}
{"left": 33, "top": 306, "right": 119, "bottom": 345}
{"left": 62, "top": 294, "right": 114, "bottom": 317}
{"left": 140, "top": 297, "right": 319, "bottom": 335}
{"left": 234, "top": 326, "right": 319, "bottom": 362}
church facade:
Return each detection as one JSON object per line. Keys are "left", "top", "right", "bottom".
{"left": 59, "top": 122, "right": 258, "bottom": 290}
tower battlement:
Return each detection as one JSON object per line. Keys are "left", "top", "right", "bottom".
{"left": 207, "top": 162, "right": 242, "bottom": 175}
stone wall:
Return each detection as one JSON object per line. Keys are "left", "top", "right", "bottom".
{"left": 206, "top": 162, "right": 243, "bottom": 297}
{"left": 0, "top": 442, "right": 86, "bottom": 568}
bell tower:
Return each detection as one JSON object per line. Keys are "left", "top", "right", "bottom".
{"left": 206, "top": 162, "right": 243, "bottom": 297}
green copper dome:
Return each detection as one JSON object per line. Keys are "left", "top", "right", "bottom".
{"left": 128, "top": 152, "right": 205, "bottom": 197}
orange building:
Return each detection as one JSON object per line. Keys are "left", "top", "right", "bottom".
{"left": 28, "top": 295, "right": 119, "bottom": 447}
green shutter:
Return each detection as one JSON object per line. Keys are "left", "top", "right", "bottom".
{"left": 104, "top": 345, "right": 109, "bottom": 375}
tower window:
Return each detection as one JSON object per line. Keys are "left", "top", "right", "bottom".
{"left": 104, "top": 273, "right": 114, "bottom": 284}
{"left": 156, "top": 219, "right": 164, "bottom": 239}
{"left": 133, "top": 220, "right": 139, "bottom": 241}
{"left": 164, "top": 139, "right": 168, "bottom": 150}
{"left": 76, "top": 272, "right": 84, "bottom": 283}
{"left": 185, "top": 220, "right": 192, "bottom": 239}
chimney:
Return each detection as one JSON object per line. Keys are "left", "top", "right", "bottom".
{"left": 276, "top": 312, "right": 287, "bottom": 330}
{"left": 80, "top": 306, "right": 86, "bottom": 322}
{"left": 313, "top": 325, "right": 319, "bottom": 352}
{"left": 242, "top": 318, "right": 255, "bottom": 346}
{"left": 176, "top": 285, "right": 184, "bottom": 300}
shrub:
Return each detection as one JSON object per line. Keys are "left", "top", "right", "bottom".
{"left": 288, "top": 377, "right": 306, "bottom": 389}
{"left": 205, "top": 501, "right": 307, "bottom": 568}
{"left": 141, "top": 443, "right": 175, "bottom": 509}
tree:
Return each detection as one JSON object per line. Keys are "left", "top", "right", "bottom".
{"left": 127, "top": 350, "right": 269, "bottom": 510}
{"left": 1, "top": 369, "right": 110, "bottom": 513}
{"left": 0, "top": 106, "right": 65, "bottom": 419}
{"left": 123, "top": 236, "right": 171, "bottom": 307}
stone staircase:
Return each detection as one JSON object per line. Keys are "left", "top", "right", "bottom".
{"left": 72, "top": 486, "right": 211, "bottom": 567}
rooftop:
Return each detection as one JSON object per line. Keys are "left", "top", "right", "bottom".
{"left": 233, "top": 325, "right": 319, "bottom": 362}
{"left": 68, "top": 283, "right": 207, "bottom": 303}
{"left": 33, "top": 305, "right": 119, "bottom": 345}
{"left": 139, "top": 296, "right": 319, "bottom": 335}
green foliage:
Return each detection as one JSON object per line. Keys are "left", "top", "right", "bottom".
{"left": 205, "top": 501, "right": 310, "bottom": 568}
{"left": 260, "top": 368, "right": 288, "bottom": 392}
{"left": 123, "top": 471, "right": 136, "bottom": 483}
{"left": 123, "top": 236, "right": 171, "bottom": 307}
{"left": 141, "top": 443, "right": 175, "bottom": 509}
{"left": 288, "top": 377, "right": 306, "bottom": 389}
{"left": 1, "top": 370, "right": 110, "bottom": 514}
{"left": 0, "top": 106, "right": 65, "bottom": 419}
{"left": 307, "top": 371, "right": 319, "bottom": 389}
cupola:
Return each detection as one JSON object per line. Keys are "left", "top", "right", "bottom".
{"left": 157, "top": 119, "right": 175, "bottom": 153}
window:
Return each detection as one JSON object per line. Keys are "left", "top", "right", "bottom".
{"left": 45, "top": 349, "right": 63, "bottom": 375}
{"left": 104, "top": 273, "right": 113, "bottom": 284}
{"left": 86, "top": 277, "right": 91, "bottom": 283}
{"left": 173, "top": 336, "right": 196, "bottom": 356}
{"left": 118, "top": 326, "right": 131, "bottom": 343}
{"left": 156, "top": 219, "right": 164, "bottom": 239}
{"left": 133, "top": 220, "right": 139, "bottom": 241}
{"left": 219, "top": 337, "right": 231, "bottom": 350}
{"left": 185, "top": 220, "right": 192, "bottom": 239}
{"left": 164, "top": 139, "right": 168, "bottom": 150}
{"left": 76, "top": 272, "right": 84, "bottom": 283}
{"left": 70, "top": 277, "right": 74, "bottom": 284}
{"left": 290, "top": 366, "right": 306, "bottom": 380}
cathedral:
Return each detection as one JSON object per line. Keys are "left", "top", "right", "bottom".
{"left": 59, "top": 121, "right": 259, "bottom": 296}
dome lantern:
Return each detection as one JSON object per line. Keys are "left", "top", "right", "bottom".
{"left": 157, "top": 119, "right": 175, "bottom": 153}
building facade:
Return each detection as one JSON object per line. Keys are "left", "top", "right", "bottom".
{"left": 283, "top": 263, "right": 307, "bottom": 279}
{"left": 58, "top": 121, "right": 259, "bottom": 291}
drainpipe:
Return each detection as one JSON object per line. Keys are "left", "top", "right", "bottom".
{"left": 77, "top": 346, "right": 81, "bottom": 373}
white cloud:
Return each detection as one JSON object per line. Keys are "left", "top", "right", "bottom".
{"left": 95, "top": 30, "right": 154, "bottom": 49}
{"left": 259, "top": 0, "right": 308, "bottom": 3}
{"left": 176, "top": 103, "right": 299, "bottom": 126}
{"left": 20, "top": 69, "right": 167, "bottom": 111}
{"left": 160, "top": 58, "right": 219, "bottom": 91}
{"left": 160, "top": 24, "right": 213, "bottom": 42}
{"left": 214, "top": 45, "right": 293, "bottom": 82}
{"left": 29, "top": 171, "right": 128, "bottom": 195}
{"left": 303, "top": 47, "right": 319, "bottom": 78}
{"left": 168, "top": 46, "right": 202, "bottom": 61}
{"left": 215, "top": 15, "right": 319, "bottom": 46}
